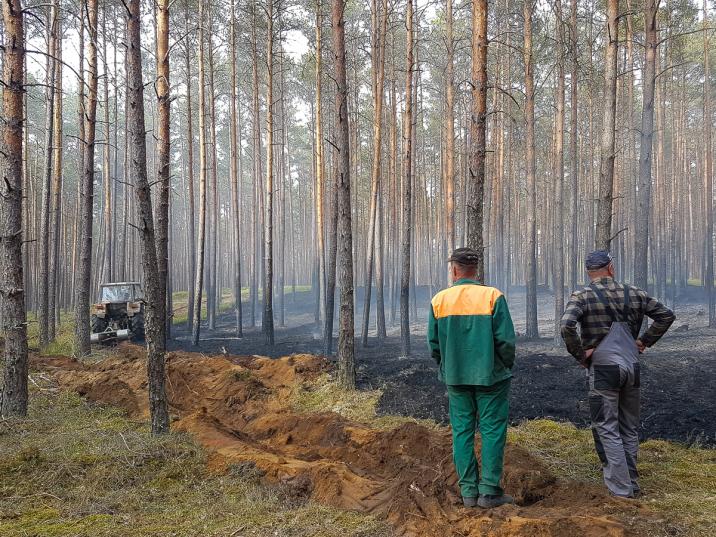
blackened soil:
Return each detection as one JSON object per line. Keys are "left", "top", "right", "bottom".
{"left": 170, "top": 290, "right": 716, "bottom": 446}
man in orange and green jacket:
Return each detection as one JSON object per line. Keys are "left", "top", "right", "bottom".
{"left": 428, "top": 248, "right": 516, "bottom": 509}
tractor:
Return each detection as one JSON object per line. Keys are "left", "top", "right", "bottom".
{"left": 90, "top": 282, "right": 146, "bottom": 344}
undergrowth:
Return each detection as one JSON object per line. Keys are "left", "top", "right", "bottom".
{"left": 0, "top": 385, "right": 392, "bottom": 537}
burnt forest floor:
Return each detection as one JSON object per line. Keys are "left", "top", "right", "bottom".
{"left": 169, "top": 286, "right": 716, "bottom": 446}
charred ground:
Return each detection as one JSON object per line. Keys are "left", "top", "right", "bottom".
{"left": 170, "top": 287, "right": 716, "bottom": 446}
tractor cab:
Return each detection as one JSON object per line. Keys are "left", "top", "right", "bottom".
{"left": 91, "top": 282, "right": 146, "bottom": 344}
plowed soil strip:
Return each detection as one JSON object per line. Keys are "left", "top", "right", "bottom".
{"left": 35, "top": 345, "right": 657, "bottom": 537}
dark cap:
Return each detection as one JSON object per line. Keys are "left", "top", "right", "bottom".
{"left": 585, "top": 250, "right": 613, "bottom": 271}
{"left": 448, "top": 247, "right": 480, "bottom": 266}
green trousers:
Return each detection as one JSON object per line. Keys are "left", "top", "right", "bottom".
{"left": 447, "top": 378, "right": 511, "bottom": 498}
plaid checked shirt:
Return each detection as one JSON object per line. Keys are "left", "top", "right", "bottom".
{"left": 560, "top": 277, "right": 676, "bottom": 363}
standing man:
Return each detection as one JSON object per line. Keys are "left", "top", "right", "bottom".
{"left": 560, "top": 250, "right": 675, "bottom": 498}
{"left": 428, "top": 248, "right": 516, "bottom": 508}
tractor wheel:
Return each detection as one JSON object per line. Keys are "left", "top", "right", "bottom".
{"left": 91, "top": 314, "right": 108, "bottom": 334}
{"left": 130, "top": 312, "right": 145, "bottom": 342}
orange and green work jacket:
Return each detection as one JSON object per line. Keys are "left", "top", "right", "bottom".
{"left": 427, "top": 278, "right": 516, "bottom": 386}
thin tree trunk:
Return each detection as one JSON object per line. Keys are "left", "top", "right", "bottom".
{"left": 595, "top": 0, "right": 620, "bottom": 250}
{"left": 74, "top": 0, "right": 99, "bottom": 357}
{"left": 127, "top": 0, "right": 169, "bottom": 434}
{"left": 229, "top": 0, "right": 243, "bottom": 337}
{"left": 445, "top": 0, "right": 455, "bottom": 263}
{"left": 704, "top": 0, "right": 714, "bottom": 325}
{"left": 102, "top": 5, "right": 112, "bottom": 286}
{"left": 48, "top": 12, "right": 63, "bottom": 339}
{"left": 314, "top": 0, "right": 326, "bottom": 334}
{"left": 263, "top": 0, "right": 275, "bottom": 346}
{"left": 569, "top": 0, "right": 578, "bottom": 291}
{"left": 191, "top": 0, "right": 208, "bottom": 346}
{"left": 553, "top": 0, "right": 566, "bottom": 345}
{"left": 184, "top": 2, "right": 196, "bottom": 332}
{"left": 39, "top": 2, "right": 57, "bottom": 348}
{"left": 524, "top": 0, "right": 538, "bottom": 338}
{"left": 360, "top": 0, "right": 387, "bottom": 346}
{"left": 634, "top": 0, "right": 659, "bottom": 290}
{"left": 332, "top": 0, "right": 355, "bottom": 388}
{"left": 155, "top": 0, "right": 170, "bottom": 343}
{"left": 400, "top": 0, "right": 414, "bottom": 356}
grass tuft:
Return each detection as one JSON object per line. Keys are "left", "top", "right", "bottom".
{"left": 290, "top": 373, "right": 439, "bottom": 431}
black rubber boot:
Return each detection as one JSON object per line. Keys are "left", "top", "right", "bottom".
{"left": 477, "top": 494, "right": 514, "bottom": 508}
{"left": 462, "top": 496, "right": 478, "bottom": 508}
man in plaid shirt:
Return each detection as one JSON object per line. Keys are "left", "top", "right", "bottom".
{"left": 560, "top": 250, "right": 675, "bottom": 498}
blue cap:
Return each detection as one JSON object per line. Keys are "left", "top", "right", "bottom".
{"left": 585, "top": 250, "right": 613, "bottom": 270}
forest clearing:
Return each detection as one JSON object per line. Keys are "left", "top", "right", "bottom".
{"left": 2, "top": 0, "right": 716, "bottom": 535}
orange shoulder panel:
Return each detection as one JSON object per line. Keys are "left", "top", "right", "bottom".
{"left": 431, "top": 285, "right": 502, "bottom": 319}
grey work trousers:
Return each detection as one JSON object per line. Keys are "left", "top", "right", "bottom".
{"left": 588, "top": 322, "right": 641, "bottom": 498}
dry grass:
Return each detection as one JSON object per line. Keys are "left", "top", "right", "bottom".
{"left": 510, "top": 419, "right": 716, "bottom": 537}
{"left": 0, "top": 381, "right": 392, "bottom": 537}
{"left": 290, "top": 373, "right": 439, "bottom": 431}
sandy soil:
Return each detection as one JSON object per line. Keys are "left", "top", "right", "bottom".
{"left": 35, "top": 347, "right": 661, "bottom": 537}
{"left": 168, "top": 287, "right": 716, "bottom": 445}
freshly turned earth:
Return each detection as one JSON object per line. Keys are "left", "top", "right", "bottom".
{"left": 36, "top": 347, "right": 658, "bottom": 537}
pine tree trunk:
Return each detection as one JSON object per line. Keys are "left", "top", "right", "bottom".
{"left": 553, "top": 0, "right": 566, "bottom": 345}
{"left": 444, "top": 0, "right": 455, "bottom": 264}
{"left": 569, "top": 0, "right": 578, "bottom": 291}
{"left": 102, "top": 6, "right": 112, "bottom": 287}
{"left": 191, "top": 0, "right": 208, "bottom": 346}
{"left": 39, "top": 3, "right": 57, "bottom": 349}
{"left": 524, "top": 0, "right": 539, "bottom": 338}
{"left": 466, "top": 0, "right": 487, "bottom": 279}
{"left": 400, "top": 0, "right": 414, "bottom": 357}
{"left": 74, "top": 0, "right": 99, "bottom": 357}
{"left": 1, "top": 0, "right": 29, "bottom": 417}
{"left": 595, "top": 0, "right": 619, "bottom": 250}
{"left": 184, "top": 4, "right": 196, "bottom": 333}
{"left": 332, "top": 0, "right": 355, "bottom": 389}
{"left": 634, "top": 0, "right": 659, "bottom": 290}
{"left": 229, "top": 0, "right": 243, "bottom": 337}
{"left": 48, "top": 14, "right": 63, "bottom": 339}
{"left": 704, "top": 0, "right": 714, "bottom": 325}
{"left": 155, "top": 0, "right": 170, "bottom": 344}
{"left": 360, "top": 0, "right": 387, "bottom": 346}
{"left": 126, "top": 0, "right": 169, "bottom": 434}
{"left": 263, "top": 0, "right": 275, "bottom": 346}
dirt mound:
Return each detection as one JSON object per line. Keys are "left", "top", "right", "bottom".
{"left": 36, "top": 345, "right": 653, "bottom": 536}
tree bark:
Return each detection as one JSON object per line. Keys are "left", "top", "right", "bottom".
{"left": 553, "top": 0, "right": 566, "bottom": 345}
{"left": 445, "top": 0, "right": 455, "bottom": 264}
{"left": 229, "top": 0, "right": 243, "bottom": 337}
{"left": 39, "top": 2, "right": 57, "bottom": 348}
{"left": 524, "top": 0, "right": 538, "bottom": 338}
{"left": 595, "top": 0, "right": 619, "bottom": 250}
{"left": 155, "top": 0, "right": 171, "bottom": 344}
{"left": 466, "top": 0, "right": 488, "bottom": 280}
{"left": 184, "top": 3, "right": 196, "bottom": 333}
{"left": 74, "top": 0, "right": 99, "bottom": 357}
{"left": 1, "top": 0, "right": 29, "bottom": 417}
{"left": 191, "top": 0, "right": 208, "bottom": 346}
{"left": 126, "top": 0, "right": 169, "bottom": 434}
{"left": 314, "top": 0, "right": 326, "bottom": 334}
{"left": 704, "top": 0, "right": 714, "bottom": 325}
{"left": 400, "top": 0, "right": 414, "bottom": 356}
{"left": 634, "top": 0, "right": 659, "bottom": 290}
{"left": 569, "top": 0, "right": 578, "bottom": 291}
{"left": 263, "top": 0, "right": 275, "bottom": 346}
{"left": 360, "top": 0, "right": 387, "bottom": 346}
{"left": 332, "top": 0, "right": 355, "bottom": 389}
